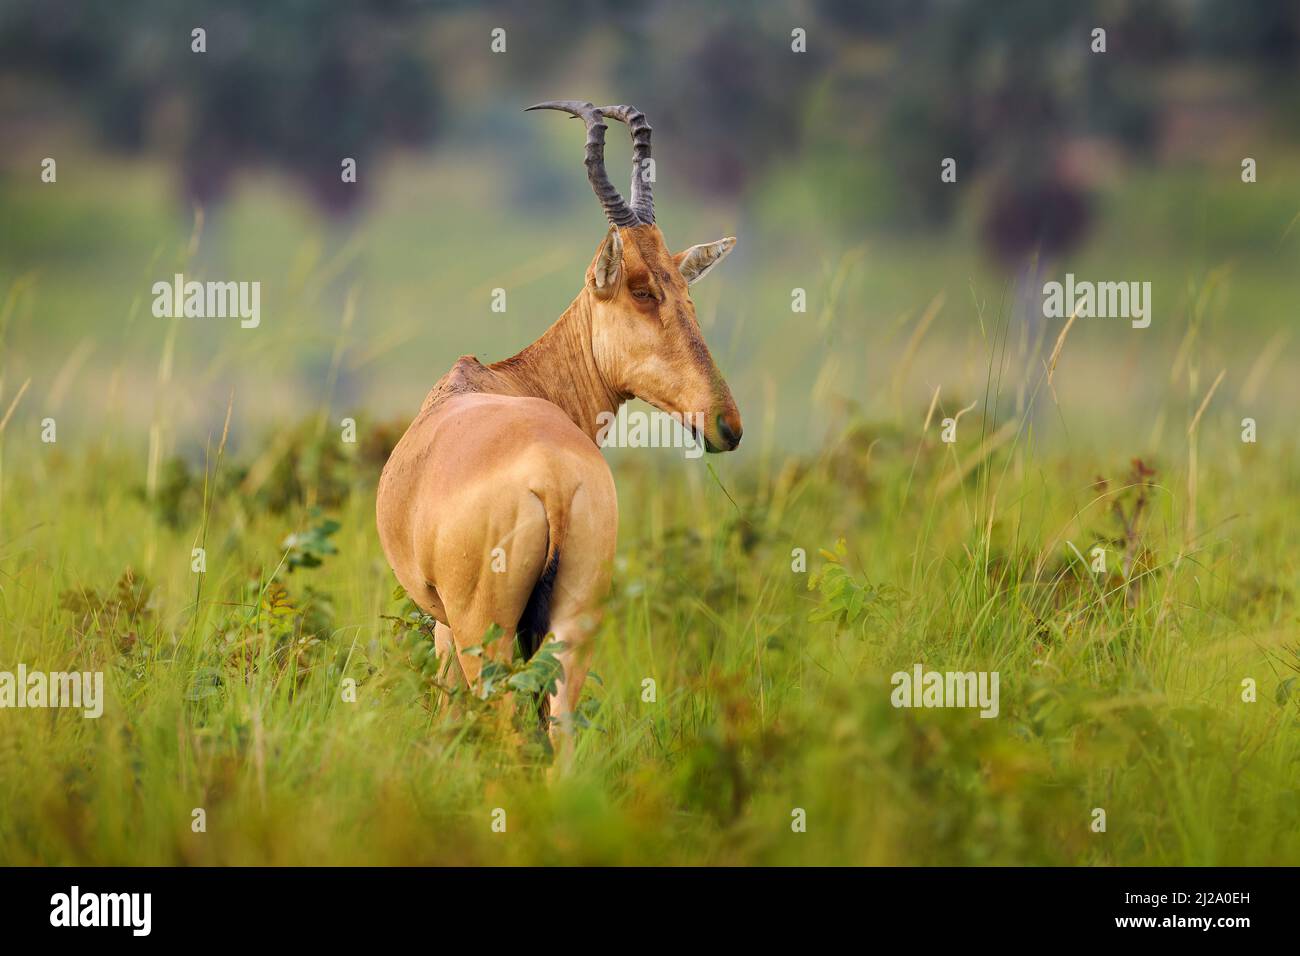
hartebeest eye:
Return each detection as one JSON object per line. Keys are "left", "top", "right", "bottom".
{"left": 630, "top": 288, "right": 653, "bottom": 300}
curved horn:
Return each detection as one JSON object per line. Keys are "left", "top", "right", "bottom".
{"left": 526, "top": 100, "right": 638, "bottom": 228}
{"left": 595, "top": 104, "right": 654, "bottom": 224}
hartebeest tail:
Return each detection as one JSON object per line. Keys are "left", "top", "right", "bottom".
{"left": 516, "top": 488, "right": 567, "bottom": 662}
{"left": 376, "top": 100, "right": 742, "bottom": 761}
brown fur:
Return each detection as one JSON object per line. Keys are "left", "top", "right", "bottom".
{"left": 376, "top": 223, "right": 739, "bottom": 761}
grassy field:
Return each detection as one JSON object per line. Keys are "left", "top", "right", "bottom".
{"left": 1, "top": 145, "right": 1299, "bottom": 865}
{"left": 1, "top": 327, "right": 1298, "bottom": 865}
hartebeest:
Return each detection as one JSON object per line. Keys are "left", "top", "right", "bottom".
{"left": 376, "top": 100, "right": 742, "bottom": 748}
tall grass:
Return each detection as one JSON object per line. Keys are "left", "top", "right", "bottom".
{"left": 1, "top": 151, "right": 1298, "bottom": 865}
{"left": 1, "top": 275, "right": 1296, "bottom": 864}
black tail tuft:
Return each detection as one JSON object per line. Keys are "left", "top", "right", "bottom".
{"left": 516, "top": 549, "right": 559, "bottom": 662}
{"left": 517, "top": 550, "right": 559, "bottom": 731}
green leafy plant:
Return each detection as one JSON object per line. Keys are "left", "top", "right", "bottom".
{"left": 59, "top": 569, "right": 157, "bottom": 658}
{"left": 807, "top": 539, "right": 895, "bottom": 629}
{"left": 282, "top": 512, "right": 341, "bottom": 571}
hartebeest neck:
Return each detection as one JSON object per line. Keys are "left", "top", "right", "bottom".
{"left": 486, "top": 292, "right": 626, "bottom": 442}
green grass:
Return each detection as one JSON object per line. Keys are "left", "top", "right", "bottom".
{"left": 1, "top": 367, "right": 1297, "bottom": 864}
{"left": 1, "top": 149, "right": 1298, "bottom": 865}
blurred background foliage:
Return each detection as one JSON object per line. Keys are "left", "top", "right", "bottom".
{"left": 0, "top": 0, "right": 1298, "bottom": 456}
{"left": 5, "top": 0, "right": 1296, "bottom": 228}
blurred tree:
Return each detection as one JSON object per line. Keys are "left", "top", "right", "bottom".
{"left": 487, "top": 0, "right": 829, "bottom": 197}
{"left": 1194, "top": 0, "right": 1300, "bottom": 63}
{"left": 872, "top": 0, "right": 1175, "bottom": 264}
{"left": 2, "top": 0, "right": 1295, "bottom": 237}
{"left": 0, "top": 0, "right": 440, "bottom": 215}
{"left": 623, "top": 14, "right": 827, "bottom": 196}
{"left": 856, "top": 0, "right": 1298, "bottom": 264}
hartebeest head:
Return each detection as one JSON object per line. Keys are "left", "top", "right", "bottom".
{"left": 528, "top": 100, "right": 743, "bottom": 453}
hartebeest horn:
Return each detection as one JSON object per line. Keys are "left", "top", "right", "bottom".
{"left": 526, "top": 100, "right": 651, "bottom": 227}
{"left": 594, "top": 104, "right": 654, "bottom": 224}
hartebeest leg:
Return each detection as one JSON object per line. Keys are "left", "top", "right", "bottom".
{"left": 540, "top": 482, "right": 617, "bottom": 770}
{"left": 433, "top": 621, "right": 463, "bottom": 688}
{"left": 425, "top": 486, "right": 552, "bottom": 724}
{"left": 545, "top": 619, "right": 598, "bottom": 769}
{"left": 434, "top": 619, "right": 503, "bottom": 725}
{"left": 437, "top": 607, "right": 523, "bottom": 735}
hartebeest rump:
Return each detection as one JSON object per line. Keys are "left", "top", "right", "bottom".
{"left": 376, "top": 100, "right": 741, "bottom": 750}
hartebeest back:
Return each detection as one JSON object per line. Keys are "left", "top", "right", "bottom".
{"left": 376, "top": 100, "right": 741, "bottom": 757}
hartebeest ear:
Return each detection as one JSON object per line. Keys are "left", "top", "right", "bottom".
{"left": 590, "top": 228, "right": 623, "bottom": 299}
{"left": 674, "top": 237, "right": 736, "bottom": 285}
